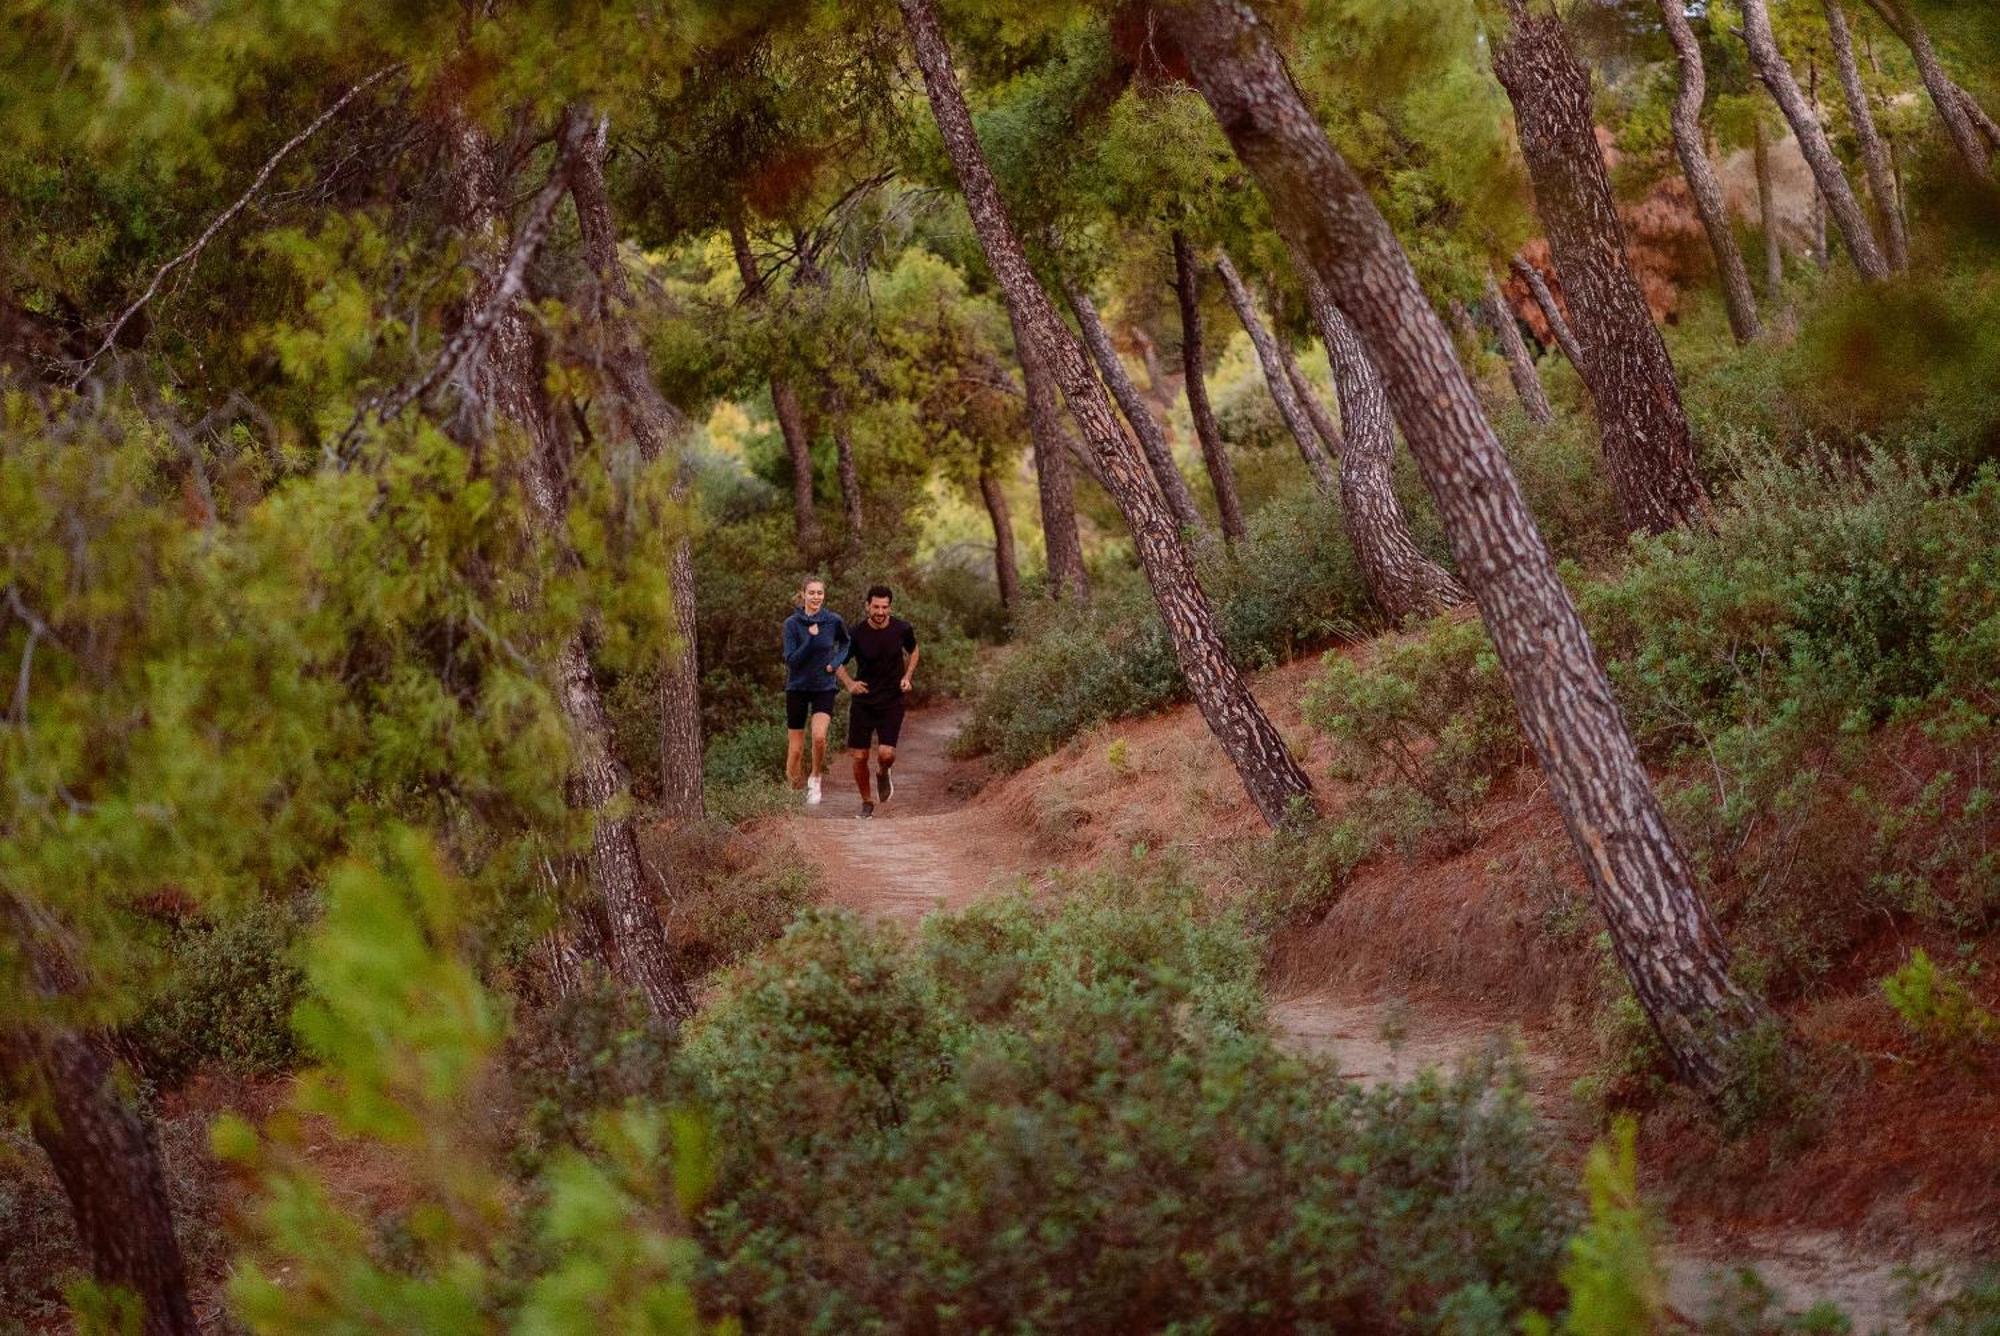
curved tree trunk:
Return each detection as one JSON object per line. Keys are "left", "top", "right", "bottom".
{"left": 1063, "top": 275, "right": 1209, "bottom": 536}
{"left": 1490, "top": 0, "right": 1710, "bottom": 534}
{"left": 1017, "top": 332, "right": 1090, "bottom": 601}
{"left": 1870, "top": 0, "right": 1990, "bottom": 178}
{"left": 564, "top": 111, "right": 705, "bottom": 821}
{"left": 1173, "top": 231, "right": 1247, "bottom": 546}
{"left": 1158, "top": 0, "right": 1773, "bottom": 1096}
{"left": 1300, "top": 269, "right": 1468, "bottom": 620}
{"left": 1737, "top": 0, "right": 1892, "bottom": 278}
{"left": 2, "top": 1021, "right": 196, "bottom": 1335}
{"left": 1277, "top": 330, "right": 1345, "bottom": 457}
{"left": 727, "top": 213, "right": 820, "bottom": 551}
{"left": 978, "top": 451, "right": 1021, "bottom": 610}
{"left": 1214, "top": 254, "right": 1338, "bottom": 493}
{"left": 1753, "top": 119, "right": 1787, "bottom": 298}
{"left": 1659, "top": 0, "right": 1765, "bottom": 338}
{"left": 1511, "top": 256, "right": 1588, "bottom": 370}
{"left": 1480, "top": 272, "right": 1554, "bottom": 423}
{"left": 898, "top": 0, "right": 1314, "bottom": 829}
{"left": 829, "top": 406, "right": 865, "bottom": 544}
{"left": 450, "top": 114, "right": 695, "bottom": 1025}
{"left": 1823, "top": 1, "right": 1909, "bottom": 271}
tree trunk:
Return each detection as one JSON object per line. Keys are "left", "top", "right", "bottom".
{"left": 1158, "top": 0, "right": 1773, "bottom": 1095}
{"left": 727, "top": 213, "right": 821, "bottom": 550}
{"left": 1870, "top": 0, "right": 1991, "bottom": 178}
{"left": 1659, "top": 0, "right": 1764, "bottom": 338}
{"left": 1277, "top": 329, "right": 1345, "bottom": 457}
{"left": 978, "top": 451, "right": 1021, "bottom": 610}
{"left": 1017, "top": 331, "right": 1090, "bottom": 601}
{"left": 1, "top": 1022, "right": 196, "bottom": 1335}
{"left": 1489, "top": 0, "right": 1710, "bottom": 534}
{"left": 563, "top": 111, "right": 705, "bottom": 821}
{"left": 1823, "top": 0, "right": 1909, "bottom": 271}
{"left": 1807, "top": 60, "right": 1833, "bottom": 272}
{"left": 1063, "top": 275, "right": 1209, "bottom": 536}
{"left": 1511, "top": 256, "right": 1588, "bottom": 370}
{"left": 1480, "top": 272, "right": 1554, "bottom": 423}
{"left": 1214, "top": 254, "right": 1338, "bottom": 493}
{"left": 898, "top": 0, "right": 1314, "bottom": 829}
{"left": 1737, "top": 0, "right": 1892, "bottom": 278}
{"left": 1753, "top": 118, "right": 1787, "bottom": 298}
{"left": 830, "top": 406, "right": 865, "bottom": 544}
{"left": 1300, "top": 268, "right": 1468, "bottom": 620}
{"left": 1173, "top": 231, "right": 1248, "bottom": 546}
{"left": 1857, "top": 0, "right": 2000, "bottom": 149}
{"left": 449, "top": 114, "right": 696, "bottom": 1025}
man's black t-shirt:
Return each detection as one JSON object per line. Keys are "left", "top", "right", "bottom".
{"left": 847, "top": 616, "right": 916, "bottom": 694}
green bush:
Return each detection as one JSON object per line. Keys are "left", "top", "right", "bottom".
{"left": 682, "top": 870, "right": 1572, "bottom": 1331}
{"left": 958, "top": 490, "right": 1371, "bottom": 769}
{"left": 126, "top": 897, "right": 308, "bottom": 1087}
{"left": 1879, "top": 949, "right": 1999, "bottom": 1049}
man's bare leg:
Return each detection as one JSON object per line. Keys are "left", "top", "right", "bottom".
{"left": 851, "top": 748, "right": 874, "bottom": 802}
{"left": 875, "top": 743, "right": 896, "bottom": 803}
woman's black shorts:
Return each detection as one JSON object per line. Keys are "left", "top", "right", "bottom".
{"left": 847, "top": 692, "right": 906, "bottom": 749}
{"left": 785, "top": 689, "right": 838, "bottom": 730}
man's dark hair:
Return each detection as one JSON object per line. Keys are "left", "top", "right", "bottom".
{"left": 866, "top": 584, "right": 894, "bottom": 603}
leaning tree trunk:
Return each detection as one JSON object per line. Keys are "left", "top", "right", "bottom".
{"left": 898, "top": 0, "right": 1314, "bottom": 829}
{"left": 1, "top": 1018, "right": 196, "bottom": 1335}
{"left": 1480, "top": 272, "right": 1554, "bottom": 423}
{"left": 1823, "top": 0, "right": 1908, "bottom": 271}
{"left": 1158, "top": 0, "right": 1773, "bottom": 1096}
{"left": 727, "top": 213, "right": 821, "bottom": 550}
{"left": 1300, "top": 269, "right": 1468, "bottom": 621}
{"left": 449, "top": 114, "right": 696, "bottom": 1025}
{"left": 1870, "top": 0, "right": 1991, "bottom": 179}
{"left": 978, "top": 450, "right": 1022, "bottom": 611}
{"left": 1277, "top": 329, "right": 1345, "bottom": 458}
{"left": 1064, "top": 276, "right": 1209, "bottom": 536}
{"left": 1659, "top": 0, "right": 1765, "bottom": 338}
{"left": 564, "top": 111, "right": 705, "bottom": 820}
{"left": 1511, "top": 256, "right": 1588, "bottom": 371}
{"left": 1737, "top": 0, "right": 1892, "bottom": 278}
{"left": 1017, "top": 332, "right": 1091, "bottom": 601}
{"left": 829, "top": 407, "right": 865, "bottom": 543}
{"left": 1173, "top": 231, "right": 1247, "bottom": 545}
{"left": 1214, "top": 254, "right": 1338, "bottom": 493}
{"left": 1490, "top": 0, "right": 1710, "bottom": 534}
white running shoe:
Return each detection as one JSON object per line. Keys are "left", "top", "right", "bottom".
{"left": 806, "top": 774, "right": 823, "bottom": 805}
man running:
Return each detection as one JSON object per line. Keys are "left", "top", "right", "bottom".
{"left": 781, "top": 576, "right": 848, "bottom": 805}
{"left": 836, "top": 584, "right": 919, "bottom": 819}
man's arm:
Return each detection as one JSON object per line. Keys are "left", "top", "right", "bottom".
{"left": 901, "top": 629, "right": 920, "bottom": 693}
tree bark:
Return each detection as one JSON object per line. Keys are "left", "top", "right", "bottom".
{"left": 898, "top": 0, "right": 1314, "bottom": 829}
{"left": 1063, "top": 275, "right": 1209, "bottom": 537}
{"left": 1214, "top": 253, "right": 1338, "bottom": 493}
{"left": 727, "top": 213, "right": 821, "bottom": 550}
{"left": 1869, "top": 0, "right": 1991, "bottom": 178}
{"left": 1753, "top": 118, "right": 1787, "bottom": 298}
{"left": 1173, "top": 231, "right": 1247, "bottom": 546}
{"left": 1300, "top": 269, "right": 1468, "bottom": 621}
{"left": 1489, "top": 0, "right": 1710, "bottom": 534}
{"left": 1736, "top": 0, "right": 1892, "bottom": 278}
{"left": 1277, "top": 327, "right": 1344, "bottom": 457}
{"left": 1823, "top": 0, "right": 1909, "bottom": 271}
{"left": 978, "top": 450, "right": 1021, "bottom": 610}
{"left": 1158, "top": 0, "right": 1772, "bottom": 1095}
{"left": 1659, "top": 0, "right": 1765, "bottom": 338}
{"left": 1480, "top": 272, "right": 1555, "bottom": 423}
{"left": 448, "top": 114, "right": 695, "bottom": 1024}
{"left": 1511, "top": 256, "right": 1587, "bottom": 370}
{"left": 2, "top": 1023, "right": 196, "bottom": 1334}
{"left": 829, "top": 408, "right": 865, "bottom": 543}
{"left": 563, "top": 112, "right": 705, "bottom": 821}
{"left": 1017, "top": 331, "right": 1090, "bottom": 601}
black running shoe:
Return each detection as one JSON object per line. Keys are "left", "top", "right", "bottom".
{"left": 857, "top": 802, "right": 875, "bottom": 819}
{"left": 877, "top": 768, "right": 894, "bottom": 803}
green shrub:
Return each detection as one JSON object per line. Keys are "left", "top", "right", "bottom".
{"left": 1879, "top": 949, "right": 1999, "bottom": 1049}
{"left": 683, "top": 871, "right": 1572, "bottom": 1331}
{"left": 127, "top": 897, "right": 308, "bottom": 1087}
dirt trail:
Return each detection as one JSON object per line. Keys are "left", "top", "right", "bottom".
{"left": 786, "top": 703, "right": 1944, "bottom": 1330}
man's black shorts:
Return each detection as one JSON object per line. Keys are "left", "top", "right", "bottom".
{"left": 785, "top": 689, "right": 838, "bottom": 730}
{"left": 847, "top": 691, "right": 906, "bottom": 749}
